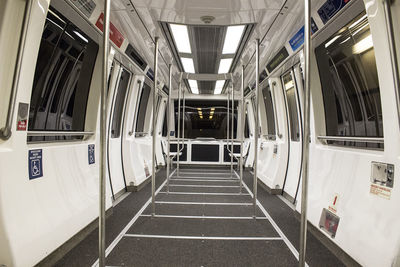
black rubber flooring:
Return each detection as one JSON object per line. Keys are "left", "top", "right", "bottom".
{"left": 55, "top": 166, "right": 345, "bottom": 267}
{"left": 106, "top": 238, "right": 298, "bottom": 267}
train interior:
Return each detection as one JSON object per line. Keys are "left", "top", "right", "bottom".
{"left": 1, "top": 0, "right": 400, "bottom": 266}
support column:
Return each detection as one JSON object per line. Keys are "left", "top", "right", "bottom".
{"left": 151, "top": 37, "right": 159, "bottom": 216}
{"left": 166, "top": 64, "right": 172, "bottom": 193}
{"left": 240, "top": 66, "right": 245, "bottom": 193}
{"left": 99, "top": 0, "right": 111, "bottom": 265}
{"left": 253, "top": 39, "right": 260, "bottom": 218}
{"left": 177, "top": 78, "right": 182, "bottom": 176}
{"left": 230, "top": 84, "right": 234, "bottom": 176}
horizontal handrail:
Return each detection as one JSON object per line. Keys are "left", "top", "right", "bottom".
{"left": 27, "top": 131, "right": 95, "bottom": 137}
{"left": 317, "top": 136, "right": 384, "bottom": 144}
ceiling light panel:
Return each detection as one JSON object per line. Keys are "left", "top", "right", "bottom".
{"left": 214, "top": 80, "right": 225, "bottom": 94}
{"left": 222, "top": 25, "right": 245, "bottom": 54}
{"left": 189, "top": 79, "right": 199, "bottom": 94}
{"left": 218, "top": 58, "right": 233, "bottom": 74}
{"left": 170, "top": 24, "right": 191, "bottom": 53}
{"left": 181, "top": 58, "right": 195, "bottom": 73}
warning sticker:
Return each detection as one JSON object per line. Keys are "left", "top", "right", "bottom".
{"left": 70, "top": 0, "right": 96, "bottom": 18}
{"left": 144, "top": 160, "right": 150, "bottom": 177}
{"left": 28, "top": 149, "right": 43, "bottom": 180}
{"left": 88, "top": 144, "right": 95, "bottom": 165}
{"left": 17, "top": 103, "right": 29, "bottom": 131}
{"left": 370, "top": 184, "right": 391, "bottom": 200}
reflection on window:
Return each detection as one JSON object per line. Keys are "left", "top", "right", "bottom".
{"left": 262, "top": 84, "right": 276, "bottom": 139}
{"left": 28, "top": 7, "right": 98, "bottom": 142}
{"left": 175, "top": 100, "right": 237, "bottom": 139}
{"left": 111, "top": 69, "right": 131, "bottom": 138}
{"left": 135, "top": 82, "right": 151, "bottom": 134}
{"left": 282, "top": 72, "right": 300, "bottom": 141}
{"left": 315, "top": 12, "right": 383, "bottom": 149}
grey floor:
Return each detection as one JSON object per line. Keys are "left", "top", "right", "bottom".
{"left": 55, "top": 167, "right": 344, "bottom": 267}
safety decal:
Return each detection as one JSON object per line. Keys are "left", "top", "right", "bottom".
{"left": 28, "top": 149, "right": 43, "bottom": 180}
{"left": 288, "top": 18, "right": 318, "bottom": 52}
{"left": 318, "top": 0, "right": 351, "bottom": 24}
{"left": 319, "top": 208, "right": 340, "bottom": 238}
{"left": 70, "top": 0, "right": 96, "bottom": 18}
{"left": 144, "top": 160, "right": 150, "bottom": 177}
{"left": 88, "top": 144, "right": 95, "bottom": 165}
{"left": 17, "top": 103, "right": 29, "bottom": 131}
{"left": 328, "top": 193, "right": 339, "bottom": 213}
{"left": 95, "top": 13, "right": 125, "bottom": 48}
{"left": 170, "top": 131, "right": 175, "bottom": 137}
{"left": 370, "top": 184, "right": 391, "bottom": 200}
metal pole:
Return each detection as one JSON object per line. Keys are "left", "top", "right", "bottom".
{"left": 240, "top": 66, "right": 245, "bottom": 193}
{"left": 166, "top": 64, "right": 172, "bottom": 193}
{"left": 99, "top": 0, "right": 110, "bottom": 265}
{"left": 299, "top": 0, "right": 311, "bottom": 265}
{"left": 177, "top": 78, "right": 182, "bottom": 176}
{"left": 182, "top": 88, "right": 186, "bottom": 165}
{"left": 151, "top": 37, "right": 159, "bottom": 216}
{"left": 227, "top": 87, "right": 230, "bottom": 167}
{"left": 253, "top": 39, "right": 260, "bottom": 218}
{"left": 230, "top": 84, "right": 234, "bottom": 176}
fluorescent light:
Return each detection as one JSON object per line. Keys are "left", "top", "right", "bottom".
{"left": 349, "top": 14, "right": 368, "bottom": 29}
{"left": 181, "top": 58, "right": 195, "bottom": 73}
{"left": 73, "top": 31, "right": 88, "bottom": 43}
{"left": 222, "top": 25, "right": 245, "bottom": 54}
{"left": 188, "top": 79, "right": 199, "bottom": 94}
{"left": 214, "top": 80, "right": 225, "bottom": 94}
{"left": 325, "top": 35, "right": 341, "bottom": 48}
{"left": 170, "top": 24, "right": 191, "bottom": 53}
{"left": 284, "top": 80, "right": 294, "bottom": 90}
{"left": 218, "top": 58, "right": 232, "bottom": 74}
{"left": 351, "top": 24, "right": 368, "bottom": 37}
{"left": 352, "top": 35, "right": 373, "bottom": 54}
{"left": 197, "top": 108, "right": 201, "bottom": 111}
{"left": 200, "top": 115, "right": 203, "bottom": 119}
{"left": 209, "top": 115, "right": 213, "bottom": 120}
{"left": 340, "top": 37, "right": 351, "bottom": 45}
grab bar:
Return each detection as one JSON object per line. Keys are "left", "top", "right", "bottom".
{"left": 0, "top": 0, "right": 33, "bottom": 140}
{"left": 27, "top": 131, "right": 95, "bottom": 137}
{"left": 383, "top": 0, "right": 400, "bottom": 130}
{"left": 317, "top": 136, "right": 384, "bottom": 144}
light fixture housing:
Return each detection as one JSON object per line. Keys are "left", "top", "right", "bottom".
{"left": 170, "top": 24, "right": 191, "bottom": 53}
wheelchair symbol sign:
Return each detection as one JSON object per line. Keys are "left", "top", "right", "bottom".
{"left": 29, "top": 149, "right": 43, "bottom": 179}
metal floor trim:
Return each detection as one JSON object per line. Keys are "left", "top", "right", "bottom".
{"left": 139, "top": 214, "right": 268, "bottom": 220}
{"left": 167, "top": 184, "right": 240, "bottom": 188}
{"left": 123, "top": 234, "right": 283, "bottom": 241}
{"left": 158, "top": 192, "right": 249, "bottom": 196}
{"left": 154, "top": 201, "right": 253, "bottom": 206}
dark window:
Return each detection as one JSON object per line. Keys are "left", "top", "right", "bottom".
{"left": 175, "top": 100, "right": 237, "bottom": 139}
{"left": 244, "top": 113, "right": 250, "bottom": 138}
{"left": 111, "top": 68, "right": 131, "bottom": 138}
{"left": 315, "top": 12, "right": 383, "bottom": 149}
{"left": 282, "top": 72, "right": 300, "bottom": 141}
{"left": 135, "top": 82, "right": 151, "bottom": 133}
{"left": 28, "top": 8, "right": 98, "bottom": 142}
{"left": 262, "top": 84, "right": 276, "bottom": 139}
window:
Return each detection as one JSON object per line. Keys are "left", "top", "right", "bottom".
{"left": 28, "top": 8, "right": 98, "bottom": 141}
{"left": 315, "top": 12, "right": 383, "bottom": 148}
{"left": 135, "top": 82, "right": 151, "bottom": 134}
{"left": 111, "top": 68, "right": 131, "bottom": 138}
{"left": 175, "top": 100, "right": 237, "bottom": 139}
{"left": 282, "top": 72, "right": 300, "bottom": 141}
{"left": 262, "top": 84, "right": 276, "bottom": 139}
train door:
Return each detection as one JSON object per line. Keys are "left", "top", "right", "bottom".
{"left": 107, "top": 65, "right": 132, "bottom": 198}
{"left": 281, "top": 70, "right": 303, "bottom": 203}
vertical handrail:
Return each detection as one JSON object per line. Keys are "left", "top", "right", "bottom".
{"left": 383, "top": 0, "right": 400, "bottom": 130}
{"left": 240, "top": 66, "right": 245, "bottom": 194}
{"left": 99, "top": 0, "right": 111, "bottom": 265}
{"left": 271, "top": 81, "right": 281, "bottom": 138}
{"left": 166, "top": 64, "right": 172, "bottom": 193}
{"left": 253, "top": 39, "right": 260, "bottom": 218}
{"left": 299, "top": 0, "right": 311, "bottom": 265}
{"left": 182, "top": 88, "right": 186, "bottom": 164}
{"left": 227, "top": 88, "right": 230, "bottom": 166}
{"left": 151, "top": 37, "right": 159, "bottom": 216}
{"left": 231, "top": 84, "right": 234, "bottom": 176}
{"left": 177, "top": 78, "right": 182, "bottom": 176}
{"left": 0, "top": 0, "right": 33, "bottom": 140}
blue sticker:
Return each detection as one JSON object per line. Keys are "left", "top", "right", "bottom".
{"left": 28, "top": 149, "right": 43, "bottom": 180}
{"left": 170, "top": 131, "right": 175, "bottom": 137}
{"left": 289, "top": 18, "right": 318, "bottom": 51}
{"left": 318, "top": 0, "right": 351, "bottom": 24}
{"left": 88, "top": 144, "right": 95, "bottom": 165}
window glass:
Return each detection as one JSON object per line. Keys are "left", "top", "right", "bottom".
{"left": 262, "top": 84, "right": 276, "bottom": 139}
{"left": 28, "top": 8, "right": 98, "bottom": 142}
{"left": 282, "top": 72, "right": 300, "bottom": 141}
{"left": 175, "top": 100, "right": 237, "bottom": 139}
{"left": 315, "top": 12, "right": 383, "bottom": 148}
{"left": 135, "top": 82, "right": 151, "bottom": 133}
{"left": 111, "top": 68, "right": 130, "bottom": 138}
